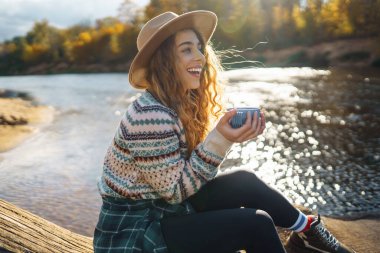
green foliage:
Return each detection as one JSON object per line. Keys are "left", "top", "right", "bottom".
{"left": 310, "top": 52, "right": 330, "bottom": 68}
{"left": 286, "top": 50, "right": 309, "bottom": 65}
{"left": 338, "top": 51, "right": 371, "bottom": 62}
{"left": 1, "top": 0, "right": 380, "bottom": 74}
{"left": 371, "top": 58, "right": 380, "bottom": 67}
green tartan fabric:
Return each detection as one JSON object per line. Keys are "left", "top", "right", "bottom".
{"left": 93, "top": 196, "right": 195, "bottom": 253}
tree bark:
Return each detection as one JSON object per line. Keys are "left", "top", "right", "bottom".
{"left": 0, "top": 199, "right": 93, "bottom": 253}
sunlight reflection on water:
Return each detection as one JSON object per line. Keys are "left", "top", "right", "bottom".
{"left": 0, "top": 68, "right": 379, "bottom": 236}
{"left": 220, "top": 67, "right": 380, "bottom": 218}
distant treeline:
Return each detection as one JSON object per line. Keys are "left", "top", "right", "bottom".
{"left": 1, "top": 0, "right": 379, "bottom": 74}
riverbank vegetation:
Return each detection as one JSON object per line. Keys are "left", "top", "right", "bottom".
{"left": 1, "top": 0, "right": 380, "bottom": 75}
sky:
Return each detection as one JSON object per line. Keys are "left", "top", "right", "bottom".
{"left": 0, "top": 0, "right": 148, "bottom": 42}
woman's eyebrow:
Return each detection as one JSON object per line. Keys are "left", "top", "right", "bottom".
{"left": 178, "top": 41, "right": 193, "bottom": 47}
{"left": 177, "top": 41, "right": 201, "bottom": 47}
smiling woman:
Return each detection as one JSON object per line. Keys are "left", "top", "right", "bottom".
{"left": 174, "top": 30, "right": 205, "bottom": 89}
{"left": 144, "top": 27, "right": 223, "bottom": 156}
{"left": 93, "top": 10, "right": 356, "bottom": 253}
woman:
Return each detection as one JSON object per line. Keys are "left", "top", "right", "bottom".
{"left": 94, "top": 10, "right": 355, "bottom": 253}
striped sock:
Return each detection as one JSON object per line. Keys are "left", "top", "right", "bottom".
{"left": 288, "top": 211, "right": 310, "bottom": 232}
{"left": 301, "top": 215, "right": 315, "bottom": 232}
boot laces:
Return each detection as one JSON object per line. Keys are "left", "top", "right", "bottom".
{"left": 312, "top": 214, "right": 340, "bottom": 251}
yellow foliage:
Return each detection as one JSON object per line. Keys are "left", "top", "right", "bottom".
{"left": 110, "top": 34, "right": 120, "bottom": 54}
{"left": 114, "top": 23, "right": 125, "bottom": 34}
{"left": 144, "top": 0, "right": 185, "bottom": 19}
{"left": 306, "top": 0, "right": 322, "bottom": 25}
{"left": 2, "top": 0, "right": 378, "bottom": 70}
{"left": 5, "top": 43, "right": 17, "bottom": 54}
{"left": 22, "top": 43, "right": 49, "bottom": 62}
{"left": 321, "top": 0, "right": 353, "bottom": 36}
{"left": 90, "top": 30, "right": 99, "bottom": 40}
{"left": 70, "top": 30, "right": 96, "bottom": 49}
{"left": 79, "top": 32, "right": 92, "bottom": 43}
{"left": 63, "top": 40, "right": 73, "bottom": 49}
{"left": 272, "top": 5, "right": 290, "bottom": 31}
{"left": 100, "top": 23, "right": 124, "bottom": 35}
{"left": 158, "top": 0, "right": 184, "bottom": 14}
{"left": 292, "top": 5, "right": 306, "bottom": 30}
{"left": 63, "top": 40, "right": 74, "bottom": 61}
{"left": 102, "top": 27, "right": 114, "bottom": 35}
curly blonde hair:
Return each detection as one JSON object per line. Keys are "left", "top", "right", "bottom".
{"left": 146, "top": 29, "right": 223, "bottom": 157}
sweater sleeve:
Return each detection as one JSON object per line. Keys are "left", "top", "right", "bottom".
{"left": 120, "top": 109, "right": 233, "bottom": 204}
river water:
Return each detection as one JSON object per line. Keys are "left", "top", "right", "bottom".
{"left": 0, "top": 67, "right": 379, "bottom": 236}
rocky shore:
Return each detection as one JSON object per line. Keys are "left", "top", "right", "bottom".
{"left": 0, "top": 90, "right": 54, "bottom": 152}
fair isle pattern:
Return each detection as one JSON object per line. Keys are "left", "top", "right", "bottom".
{"left": 95, "top": 90, "right": 233, "bottom": 253}
{"left": 98, "top": 91, "right": 226, "bottom": 205}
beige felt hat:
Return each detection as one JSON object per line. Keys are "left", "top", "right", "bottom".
{"left": 128, "top": 10, "right": 218, "bottom": 89}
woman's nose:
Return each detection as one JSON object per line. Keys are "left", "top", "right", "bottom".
{"left": 195, "top": 49, "right": 205, "bottom": 63}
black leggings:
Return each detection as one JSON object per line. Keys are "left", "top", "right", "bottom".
{"left": 160, "top": 170, "right": 300, "bottom": 253}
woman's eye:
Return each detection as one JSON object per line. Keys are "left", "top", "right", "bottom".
{"left": 181, "top": 46, "right": 204, "bottom": 55}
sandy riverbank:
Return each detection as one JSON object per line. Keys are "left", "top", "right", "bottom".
{"left": 0, "top": 98, "right": 54, "bottom": 152}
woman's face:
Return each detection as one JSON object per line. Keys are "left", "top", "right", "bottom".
{"left": 174, "top": 29, "right": 205, "bottom": 90}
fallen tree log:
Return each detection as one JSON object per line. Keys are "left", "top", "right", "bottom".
{"left": 0, "top": 199, "right": 93, "bottom": 253}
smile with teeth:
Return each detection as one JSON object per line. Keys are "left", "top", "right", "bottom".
{"left": 187, "top": 67, "right": 202, "bottom": 77}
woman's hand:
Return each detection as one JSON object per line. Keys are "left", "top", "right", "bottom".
{"left": 216, "top": 109, "right": 266, "bottom": 143}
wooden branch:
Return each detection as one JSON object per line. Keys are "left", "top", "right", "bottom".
{"left": 0, "top": 199, "right": 93, "bottom": 253}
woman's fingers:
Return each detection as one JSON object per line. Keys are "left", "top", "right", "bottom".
{"left": 258, "top": 112, "right": 266, "bottom": 134}
{"left": 229, "top": 111, "right": 253, "bottom": 138}
{"left": 238, "top": 111, "right": 266, "bottom": 142}
{"left": 216, "top": 109, "right": 266, "bottom": 143}
{"left": 216, "top": 109, "right": 247, "bottom": 141}
{"left": 251, "top": 113, "right": 262, "bottom": 137}
{"left": 220, "top": 109, "right": 237, "bottom": 124}
{"left": 236, "top": 111, "right": 260, "bottom": 142}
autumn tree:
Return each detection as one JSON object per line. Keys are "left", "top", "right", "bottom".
{"left": 1, "top": 0, "right": 380, "bottom": 74}
{"left": 23, "top": 20, "right": 64, "bottom": 63}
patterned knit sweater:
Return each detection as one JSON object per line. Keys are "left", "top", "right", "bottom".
{"left": 98, "top": 91, "right": 233, "bottom": 204}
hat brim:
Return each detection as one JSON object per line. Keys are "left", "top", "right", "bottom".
{"left": 128, "top": 11, "right": 217, "bottom": 89}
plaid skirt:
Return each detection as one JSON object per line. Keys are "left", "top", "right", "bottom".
{"left": 93, "top": 196, "right": 195, "bottom": 253}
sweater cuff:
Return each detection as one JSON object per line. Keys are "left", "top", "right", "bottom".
{"left": 203, "top": 128, "right": 234, "bottom": 158}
